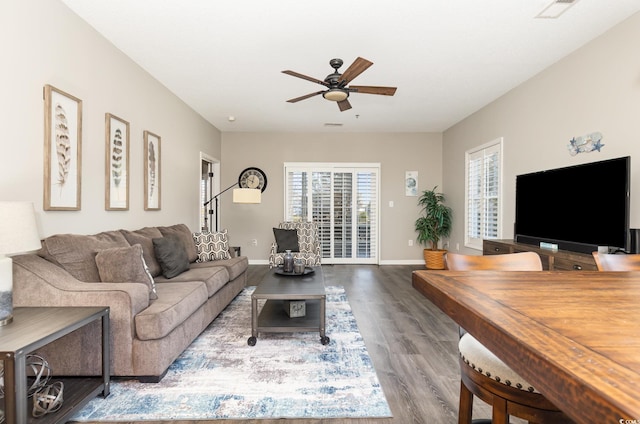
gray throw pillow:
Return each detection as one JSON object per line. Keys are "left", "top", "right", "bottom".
{"left": 95, "top": 244, "right": 158, "bottom": 300}
{"left": 153, "top": 236, "right": 190, "bottom": 279}
{"left": 273, "top": 228, "right": 299, "bottom": 253}
{"left": 158, "top": 224, "right": 198, "bottom": 263}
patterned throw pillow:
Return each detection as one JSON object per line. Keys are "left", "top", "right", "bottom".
{"left": 192, "top": 230, "right": 231, "bottom": 262}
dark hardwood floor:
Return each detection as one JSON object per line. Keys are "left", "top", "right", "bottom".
{"left": 81, "top": 264, "right": 496, "bottom": 424}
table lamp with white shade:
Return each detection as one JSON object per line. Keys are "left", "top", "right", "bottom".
{"left": 0, "top": 202, "right": 41, "bottom": 325}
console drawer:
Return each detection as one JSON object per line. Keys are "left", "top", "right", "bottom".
{"left": 552, "top": 257, "right": 598, "bottom": 271}
{"left": 483, "top": 240, "right": 512, "bottom": 255}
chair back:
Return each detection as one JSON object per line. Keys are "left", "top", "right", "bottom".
{"left": 445, "top": 251, "right": 543, "bottom": 271}
{"left": 592, "top": 252, "right": 640, "bottom": 271}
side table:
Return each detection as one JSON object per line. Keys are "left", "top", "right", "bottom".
{"left": 0, "top": 307, "right": 110, "bottom": 424}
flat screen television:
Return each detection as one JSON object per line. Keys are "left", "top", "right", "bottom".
{"left": 515, "top": 156, "right": 630, "bottom": 254}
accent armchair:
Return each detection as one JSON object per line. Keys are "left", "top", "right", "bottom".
{"left": 269, "top": 221, "right": 322, "bottom": 268}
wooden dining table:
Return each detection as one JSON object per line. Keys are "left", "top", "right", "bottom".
{"left": 412, "top": 269, "right": 640, "bottom": 424}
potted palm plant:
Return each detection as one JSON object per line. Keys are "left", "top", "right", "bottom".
{"left": 414, "top": 186, "right": 453, "bottom": 269}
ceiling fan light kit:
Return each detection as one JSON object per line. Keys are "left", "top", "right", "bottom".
{"left": 323, "top": 89, "right": 348, "bottom": 102}
{"left": 282, "top": 57, "right": 397, "bottom": 111}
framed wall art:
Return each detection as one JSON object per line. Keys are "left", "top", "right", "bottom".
{"left": 144, "top": 130, "right": 161, "bottom": 210}
{"left": 43, "top": 84, "right": 82, "bottom": 210}
{"left": 405, "top": 171, "right": 418, "bottom": 196}
{"left": 105, "top": 113, "right": 130, "bottom": 210}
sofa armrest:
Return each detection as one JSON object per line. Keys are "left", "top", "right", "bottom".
{"left": 12, "top": 254, "right": 150, "bottom": 374}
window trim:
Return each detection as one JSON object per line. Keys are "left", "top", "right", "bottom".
{"left": 464, "top": 138, "right": 503, "bottom": 251}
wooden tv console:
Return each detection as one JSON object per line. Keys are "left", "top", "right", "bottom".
{"left": 483, "top": 239, "right": 598, "bottom": 271}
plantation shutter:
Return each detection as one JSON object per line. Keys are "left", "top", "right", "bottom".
{"left": 312, "top": 171, "right": 332, "bottom": 259}
{"left": 356, "top": 171, "right": 377, "bottom": 259}
{"left": 286, "top": 170, "right": 307, "bottom": 221}
{"left": 465, "top": 140, "right": 502, "bottom": 250}
{"left": 285, "top": 163, "right": 379, "bottom": 264}
{"left": 333, "top": 171, "right": 353, "bottom": 258}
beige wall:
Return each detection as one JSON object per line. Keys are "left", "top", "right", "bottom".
{"left": 221, "top": 132, "right": 442, "bottom": 263}
{"left": 5, "top": 0, "right": 638, "bottom": 263}
{"left": 0, "top": 0, "right": 221, "bottom": 237}
{"left": 443, "top": 12, "right": 640, "bottom": 254}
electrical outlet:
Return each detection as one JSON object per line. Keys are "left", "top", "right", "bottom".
{"left": 408, "top": 239, "right": 413, "bottom": 247}
{"left": 456, "top": 243, "right": 460, "bottom": 251}
{"left": 251, "top": 239, "right": 258, "bottom": 246}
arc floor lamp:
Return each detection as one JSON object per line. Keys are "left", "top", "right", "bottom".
{"left": 203, "top": 184, "right": 261, "bottom": 232}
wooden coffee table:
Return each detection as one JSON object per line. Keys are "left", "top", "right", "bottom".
{"left": 248, "top": 266, "right": 329, "bottom": 346}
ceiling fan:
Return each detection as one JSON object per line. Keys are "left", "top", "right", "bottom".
{"left": 282, "top": 57, "right": 397, "bottom": 112}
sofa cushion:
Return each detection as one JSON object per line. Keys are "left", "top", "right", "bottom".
{"left": 192, "top": 229, "right": 231, "bottom": 262}
{"left": 121, "top": 227, "right": 163, "bottom": 277}
{"left": 190, "top": 256, "right": 248, "bottom": 281}
{"left": 95, "top": 244, "right": 158, "bottom": 300}
{"left": 135, "top": 281, "right": 208, "bottom": 341}
{"left": 153, "top": 236, "right": 190, "bottom": 279}
{"left": 39, "top": 230, "right": 130, "bottom": 282}
{"left": 158, "top": 224, "right": 198, "bottom": 263}
{"left": 273, "top": 228, "right": 299, "bottom": 253}
{"left": 155, "top": 266, "right": 230, "bottom": 297}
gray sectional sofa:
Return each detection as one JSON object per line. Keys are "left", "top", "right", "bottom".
{"left": 12, "top": 224, "right": 247, "bottom": 382}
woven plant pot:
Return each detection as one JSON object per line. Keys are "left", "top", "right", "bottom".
{"left": 423, "top": 249, "right": 447, "bottom": 270}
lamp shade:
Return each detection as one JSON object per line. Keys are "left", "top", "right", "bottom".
{"left": 0, "top": 202, "right": 40, "bottom": 325}
{"left": 0, "top": 202, "right": 41, "bottom": 255}
{"left": 232, "top": 188, "right": 261, "bottom": 204}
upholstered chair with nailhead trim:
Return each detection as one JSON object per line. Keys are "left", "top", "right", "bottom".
{"left": 445, "top": 252, "right": 574, "bottom": 424}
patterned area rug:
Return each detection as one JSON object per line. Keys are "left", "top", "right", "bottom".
{"left": 71, "top": 286, "right": 392, "bottom": 421}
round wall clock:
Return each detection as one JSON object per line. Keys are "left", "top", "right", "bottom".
{"left": 238, "top": 167, "right": 267, "bottom": 192}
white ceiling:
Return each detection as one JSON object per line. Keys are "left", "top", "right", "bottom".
{"left": 61, "top": 0, "right": 640, "bottom": 133}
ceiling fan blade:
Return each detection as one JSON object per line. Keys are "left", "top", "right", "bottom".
{"left": 338, "top": 57, "right": 373, "bottom": 85}
{"left": 337, "top": 99, "right": 352, "bottom": 112}
{"left": 286, "top": 91, "right": 324, "bottom": 103}
{"left": 282, "top": 70, "right": 328, "bottom": 87}
{"left": 349, "top": 85, "right": 397, "bottom": 96}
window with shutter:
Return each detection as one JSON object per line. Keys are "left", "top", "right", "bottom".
{"left": 285, "top": 163, "right": 379, "bottom": 264}
{"left": 465, "top": 139, "right": 503, "bottom": 250}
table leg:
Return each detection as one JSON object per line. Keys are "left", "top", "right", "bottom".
{"left": 101, "top": 310, "right": 111, "bottom": 397}
{"left": 248, "top": 296, "right": 258, "bottom": 346}
{"left": 4, "top": 352, "right": 27, "bottom": 424}
{"left": 320, "top": 295, "right": 329, "bottom": 345}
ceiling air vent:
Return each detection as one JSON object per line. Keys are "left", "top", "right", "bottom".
{"left": 324, "top": 123, "right": 343, "bottom": 127}
{"left": 535, "top": 0, "right": 579, "bottom": 19}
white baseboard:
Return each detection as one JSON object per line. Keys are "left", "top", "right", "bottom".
{"left": 248, "top": 259, "right": 424, "bottom": 266}
{"left": 378, "top": 260, "right": 425, "bottom": 266}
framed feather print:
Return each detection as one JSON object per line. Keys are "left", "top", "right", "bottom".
{"left": 43, "top": 84, "right": 82, "bottom": 211}
{"left": 144, "top": 130, "right": 161, "bottom": 210}
{"left": 105, "top": 113, "right": 130, "bottom": 210}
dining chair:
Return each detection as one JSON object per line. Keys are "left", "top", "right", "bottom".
{"left": 592, "top": 251, "right": 640, "bottom": 271}
{"left": 445, "top": 252, "right": 573, "bottom": 424}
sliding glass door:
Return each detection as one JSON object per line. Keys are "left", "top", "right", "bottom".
{"left": 285, "top": 163, "right": 379, "bottom": 264}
